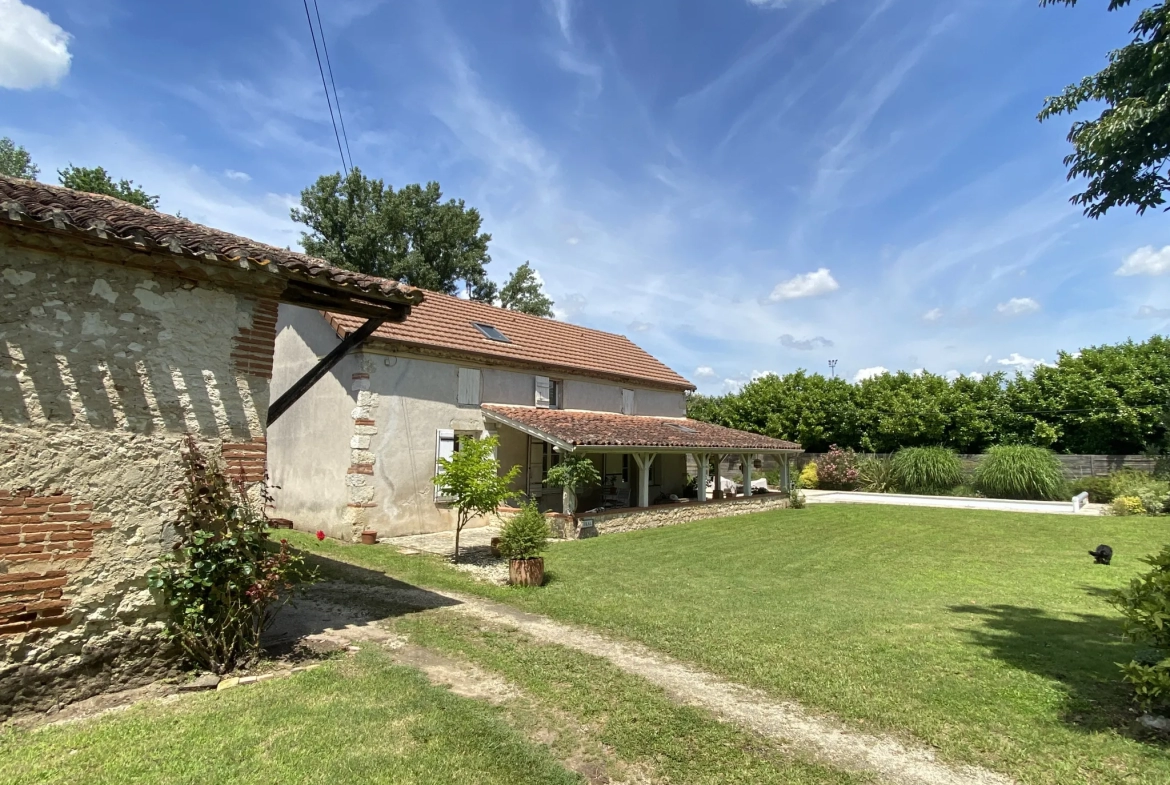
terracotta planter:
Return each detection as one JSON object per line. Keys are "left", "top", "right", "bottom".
{"left": 509, "top": 557, "right": 544, "bottom": 587}
{"left": 490, "top": 537, "right": 502, "bottom": 558}
{"left": 268, "top": 518, "right": 294, "bottom": 530}
{"left": 360, "top": 530, "right": 378, "bottom": 545}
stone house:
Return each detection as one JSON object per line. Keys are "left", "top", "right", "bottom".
{"left": 0, "top": 177, "right": 420, "bottom": 717}
{"left": 269, "top": 296, "right": 802, "bottom": 541}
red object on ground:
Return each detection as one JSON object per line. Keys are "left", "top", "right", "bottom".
{"left": 316, "top": 530, "right": 326, "bottom": 541}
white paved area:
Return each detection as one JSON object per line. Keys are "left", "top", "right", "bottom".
{"left": 802, "top": 489, "right": 1105, "bottom": 515}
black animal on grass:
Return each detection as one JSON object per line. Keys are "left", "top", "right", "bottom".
{"left": 1089, "top": 544, "right": 1113, "bottom": 565}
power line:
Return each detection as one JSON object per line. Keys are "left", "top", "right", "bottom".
{"left": 302, "top": 0, "right": 348, "bottom": 178}
{"left": 312, "top": 0, "right": 354, "bottom": 173}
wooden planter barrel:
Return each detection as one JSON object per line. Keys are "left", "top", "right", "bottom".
{"left": 509, "top": 557, "right": 544, "bottom": 587}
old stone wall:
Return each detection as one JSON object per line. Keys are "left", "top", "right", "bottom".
{"left": 0, "top": 237, "right": 275, "bottom": 718}
{"left": 570, "top": 495, "right": 791, "bottom": 537}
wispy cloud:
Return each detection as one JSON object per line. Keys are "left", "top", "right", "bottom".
{"left": 922, "top": 307, "right": 942, "bottom": 322}
{"left": 996, "top": 297, "right": 1040, "bottom": 316}
{"left": 1137, "top": 304, "right": 1170, "bottom": 319}
{"left": 0, "top": 0, "right": 72, "bottom": 90}
{"left": 854, "top": 366, "right": 889, "bottom": 382}
{"left": 779, "top": 334, "right": 834, "bottom": 350}
{"left": 769, "top": 268, "right": 839, "bottom": 301}
{"left": 1117, "top": 245, "right": 1170, "bottom": 277}
{"left": 695, "top": 366, "right": 717, "bottom": 378}
{"left": 224, "top": 169, "right": 251, "bottom": 182}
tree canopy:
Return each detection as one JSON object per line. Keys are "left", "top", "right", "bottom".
{"left": 688, "top": 335, "right": 1170, "bottom": 455}
{"left": 1039, "top": 1, "right": 1170, "bottom": 217}
{"left": 0, "top": 137, "right": 38, "bottom": 180}
{"left": 58, "top": 165, "right": 159, "bottom": 210}
{"left": 499, "top": 262, "right": 555, "bottom": 317}
{"left": 292, "top": 169, "right": 496, "bottom": 300}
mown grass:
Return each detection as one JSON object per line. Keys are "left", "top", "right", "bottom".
{"left": 0, "top": 650, "right": 579, "bottom": 785}
{"left": 286, "top": 505, "right": 1170, "bottom": 785}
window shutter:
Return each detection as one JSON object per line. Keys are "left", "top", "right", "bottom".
{"left": 535, "top": 376, "right": 551, "bottom": 408}
{"left": 621, "top": 388, "right": 635, "bottom": 415}
{"left": 434, "top": 429, "right": 456, "bottom": 501}
{"left": 457, "top": 368, "right": 481, "bottom": 406}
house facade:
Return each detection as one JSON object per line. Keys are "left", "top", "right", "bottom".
{"left": 269, "top": 294, "right": 802, "bottom": 541}
{"left": 0, "top": 177, "right": 419, "bottom": 717}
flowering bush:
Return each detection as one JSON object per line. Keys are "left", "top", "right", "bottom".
{"left": 1112, "top": 496, "right": 1147, "bottom": 516}
{"left": 815, "top": 445, "right": 859, "bottom": 490}
{"left": 796, "top": 461, "right": 819, "bottom": 490}
{"left": 147, "top": 436, "right": 314, "bottom": 674}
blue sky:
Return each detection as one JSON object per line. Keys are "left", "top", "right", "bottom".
{"left": 3, "top": 0, "right": 1169, "bottom": 393}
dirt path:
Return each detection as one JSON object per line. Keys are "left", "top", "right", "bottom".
{"left": 293, "top": 580, "right": 1014, "bottom": 785}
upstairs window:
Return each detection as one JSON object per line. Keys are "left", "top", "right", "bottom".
{"left": 457, "top": 368, "right": 481, "bottom": 406}
{"left": 535, "top": 376, "right": 562, "bottom": 409}
{"left": 472, "top": 322, "right": 510, "bottom": 343}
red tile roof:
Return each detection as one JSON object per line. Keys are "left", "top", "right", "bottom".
{"left": 482, "top": 405, "right": 802, "bottom": 452}
{"left": 0, "top": 176, "right": 422, "bottom": 310}
{"left": 327, "top": 291, "right": 695, "bottom": 391}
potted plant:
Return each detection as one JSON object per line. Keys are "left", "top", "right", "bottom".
{"left": 360, "top": 529, "right": 378, "bottom": 545}
{"left": 498, "top": 500, "right": 550, "bottom": 587}
{"left": 544, "top": 452, "right": 602, "bottom": 522}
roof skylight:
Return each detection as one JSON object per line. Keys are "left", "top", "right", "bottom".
{"left": 472, "top": 322, "right": 511, "bottom": 343}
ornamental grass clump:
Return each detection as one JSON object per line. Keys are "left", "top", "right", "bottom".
{"left": 498, "top": 500, "right": 550, "bottom": 560}
{"left": 148, "top": 436, "right": 314, "bottom": 674}
{"left": 815, "top": 445, "right": 859, "bottom": 490}
{"left": 973, "top": 445, "right": 1065, "bottom": 501}
{"left": 891, "top": 447, "right": 963, "bottom": 496}
{"left": 857, "top": 455, "right": 898, "bottom": 493}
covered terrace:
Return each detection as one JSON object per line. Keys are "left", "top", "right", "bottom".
{"left": 481, "top": 404, "right": 803, "bottom": 509}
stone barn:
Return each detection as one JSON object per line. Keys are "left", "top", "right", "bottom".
{"left": 0, "top": 177, "right": 420, "bottom": 718}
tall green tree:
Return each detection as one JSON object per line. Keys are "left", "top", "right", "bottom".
{"left": 499, "top": 262, "right": 554, "bottom": 317}
{"left": 1039, "top": 1, "right": 1170, "bottom": 217}
{"left": 58, "top": 165, "right": 159, "bottom": 209}
{"left": 292, "top": 169, "right": 496, "bottom": 299}
{"left": 0, "top": 137, "right": 39, "bottom": 179}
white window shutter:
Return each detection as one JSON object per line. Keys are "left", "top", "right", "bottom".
{"left": 457, "top": 368, "right": 481, "bottom": 406}
{"left": 434, "top": 429, "right": 456, "bottom": 500}
{"left": 535, "top": 376, "right": 551, "bottom": 409}
{"left": 621, "top": 388, "right": 635, "bottom": 415}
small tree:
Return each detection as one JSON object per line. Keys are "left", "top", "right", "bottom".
{"left": 0, "top": 137, "right": 38, "bottom": 179}
{"left": 544, "top": 452, "right": 601, "bottom": 517}
{"left": 1113, "top": 543, "right": 1170, "bottom": 712}
{"left": 433, "top": 435, "right": 520, "bottom": 561}
{"left": 500, "top": 261, "right": 554, "bottom": 317}
{"left": 498, "top": 500, "right": 551, "bottom": 560}
{"left": 58, "top": 164, "right": 159, "bottom": 209}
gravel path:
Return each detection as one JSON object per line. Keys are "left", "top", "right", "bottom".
{"left": 293, "top": 577, "right": 1015, "bottom": 785}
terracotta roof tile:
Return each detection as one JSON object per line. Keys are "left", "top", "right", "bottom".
{"left": 482, "top": 405, "right": 802, "bottom": 451}
{"left": 0, "top": 176, "right": 422, "bottom": 308}
{"left": 327, "top": 292, "right": 695, "bottom": 390}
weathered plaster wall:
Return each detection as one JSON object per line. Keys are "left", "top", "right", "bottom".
{"left": 0, "top": 239, "right": 273, "bottom": 718}
{"left": 267, "top": 305, "right": 356, "bottom": 539}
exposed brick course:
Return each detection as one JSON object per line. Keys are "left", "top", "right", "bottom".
{"left": 0, "top": 492, "right": 110, "bottom": 636}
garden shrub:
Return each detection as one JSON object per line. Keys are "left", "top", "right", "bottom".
{"left": 147, "top": 436, "right": 313, "bottom": 674}
{"left": 1112, "top": 496, "right": 1147, "bottom": 516}
{"left": 498, "top": 500, "right": 550, "bottom": 559}
{"left": 890, "top": 447, "right": 963, "bottom": 495}
{"left": 796, "top": 461, "right": 818, "bottom": 489}
{"left": 1113, "top": 544, "right": 1170, "bottom": 712}
{"left": 815, "top": 445, "right": 859, "bottom": 490}
{"left": 1108, "top": 470, "right": 1170, "bottom": 515}
{"left": 857, "top": 455, "right": 898, "bottom": 493}
{"left": 1070, "top": 475, "right": 1114, "bottom": 504}
{"left": 788, "top": 489, "right": 807, "bottom": 509}
{"left": 973, "top": 445, "right": 1065, "bottom": 500}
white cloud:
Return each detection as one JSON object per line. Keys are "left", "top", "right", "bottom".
{"left": 779, "top": 333, "right": 833, "bottom": 350}
{"left": 224, "top": 169, "right": 251, "bottom": 182}
{"left": 566, "top": 236, "right": 580, "bottom": 245}
{"left": 996, "top": 297, "right": 1040, "bottom": 316}
{"left": 768, "top": 268, "right": 839, "bottom": 301}
{"left": 967, "top": 371, "right": 984, "bottom": 381}
{"left": 853, "top": 366, "right": 889, "bottom": 382}
{"left": 553, "top": 292, "right": 587, "bottom": 321}
{"left": 997, "top": 353, "right": 1051, "bottom": 373}
{"left": 1137, "top": 304, "right": 1170, "bottom": 319}
{"left": 983, "top": 355, "right": 993, "bottom": 364}
{"left": 723, "top": 378, "right": 744, "bottom": 393}
{"left": 628, "top": 320, "right": 652, "bottom": 332}
{"left": 1117, "top": 245, "right": 1170, "bottom": 277}
{"left": 922, "top": 307, "right": 942, "bottom": 322}
{"left": 695, "top": 366, "right": 717, "bottom": 378}
{"left": 0, "top": 0, "right": 71, "bottom": 90}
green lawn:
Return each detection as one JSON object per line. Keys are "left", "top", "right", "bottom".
{"left": 0, "top": 649, "right": 579, "bottom": 785}
{"left": 285, "top": 505, "right": 1170, "bottom": 785}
